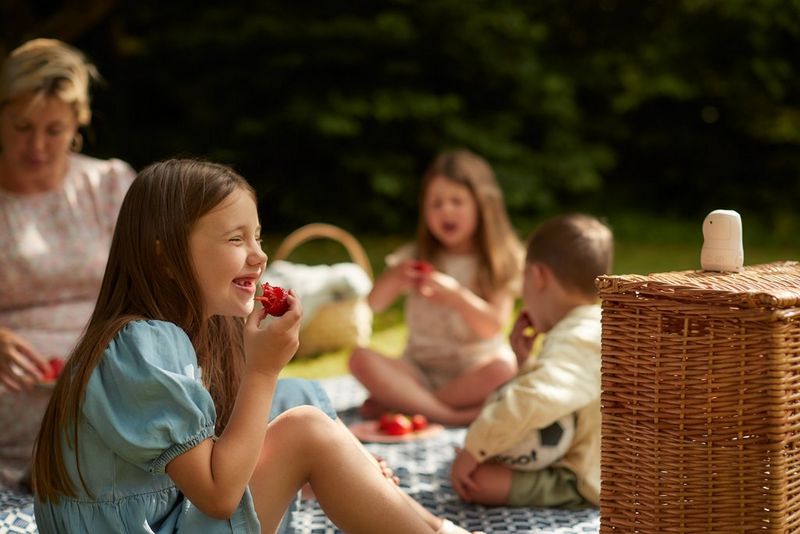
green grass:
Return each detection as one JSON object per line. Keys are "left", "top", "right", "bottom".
{"left": 272, "top": 220, "right": 797, "bottom": 380}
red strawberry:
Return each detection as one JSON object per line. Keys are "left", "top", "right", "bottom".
{"left": 42, "top": 358, "right": 64, "bottom": 382}
{"left": 255, "top": 282, "right": 290, "bottom": 317}
{"left": 410, "top": 414, "right": 429, "bottom": 431}
{"left": 412, "top": 261, "right": 434, "bottom": 274}
{"left": 382, "top": 414, "right": 413, "bottom": 436}
{"left": 378, "top": 412, "right": 396, "bottom": 431}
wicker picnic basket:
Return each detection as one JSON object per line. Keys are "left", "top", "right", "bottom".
{"left": 596, "top": 261, "right": 800, "bottom": 533}
{"left": 274, "top": 223, "right": 374, "bottom": 358}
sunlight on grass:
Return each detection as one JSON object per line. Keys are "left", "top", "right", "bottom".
{"left": 281, "top": 322, "right": 409, "bottom": 379}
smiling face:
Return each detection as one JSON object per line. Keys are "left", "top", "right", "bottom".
{"left": 188, "top": 187, "right": 267, "bottom": 319}
{"left": 0, "top": 94, "right": 78, "bottom": 192}
{"left": 423, "top": 175, "right": 479, "bottom": 254}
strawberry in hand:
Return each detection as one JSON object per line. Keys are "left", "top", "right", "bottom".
{"left": 412, "top": 260, "right": 434, "bottom": 274}
{"left": 41, "top": 358, "right": 64, "bottom": 383}
{"left": 255, "top": 282, "right": 290, "bottom": 317}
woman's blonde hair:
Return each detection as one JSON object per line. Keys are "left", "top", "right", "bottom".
{"left": 33, "top": 159, "right": 255, "bottom": 502}
{"left": 0, "top": 38, "right": 98, "bottom": 125}
{"left": 416, "top": 148, "right": 524, "bottom": 297}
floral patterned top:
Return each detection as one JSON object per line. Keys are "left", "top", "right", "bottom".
{"left": 0, "top": 153, "right": 135, "bottom": 358}
{"left": 0, "top": 153, "right": 134, "bottom": 489}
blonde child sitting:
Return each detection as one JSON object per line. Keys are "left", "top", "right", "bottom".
{"left": 450, "top": 213, "right": 613, "bottom": 508}
{"left": 349, "top": 148, "right": 523, "bottom": 426}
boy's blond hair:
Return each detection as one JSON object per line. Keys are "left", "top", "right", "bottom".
{"left": 526, "top": 213, "right": 614, "bottom": 297}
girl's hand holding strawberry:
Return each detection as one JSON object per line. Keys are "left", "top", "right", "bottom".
{"left": 244, "top": 289, "right": 302, "bottom": 376}
{"left": 415, "top": 270, "right": 462, "bottom": 305}
{"left": 390, "top": 259, "right": 426, "bottom": 292}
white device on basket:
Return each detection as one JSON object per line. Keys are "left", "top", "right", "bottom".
{"left": 701, "top": 209, "right": 743, "bottom": 272}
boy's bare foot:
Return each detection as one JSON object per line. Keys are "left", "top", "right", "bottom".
{"left": 359, "top": 396, "right": 388, "bottom": 419}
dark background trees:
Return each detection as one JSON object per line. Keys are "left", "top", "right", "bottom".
{"left": 4, "top": 0, "right": 799, "bottom": 240}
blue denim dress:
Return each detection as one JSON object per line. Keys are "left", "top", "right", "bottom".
{"left": 34, "top": 320, "right": 335, "bottom": 533}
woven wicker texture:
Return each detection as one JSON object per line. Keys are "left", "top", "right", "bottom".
{"left": 274, "top": 223, "right": 373, "bottom": 358}
{"left": 596, "top": 261, "right": 800, "bottom": 533}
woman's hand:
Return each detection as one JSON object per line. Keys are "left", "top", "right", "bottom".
{"left": 243, "top": 290, "right": 302, "bottom": 376}
{"left": 509, "top": 311, "right": 537, "bottom": 368}
{"left": 0, "top": 327, "right": 45, "bottom": 391}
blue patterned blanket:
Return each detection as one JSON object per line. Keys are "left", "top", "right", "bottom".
{"left": 0, "top": 375, "right": 599, "bottom": 533}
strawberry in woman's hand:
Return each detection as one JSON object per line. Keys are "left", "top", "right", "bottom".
{"left": 41, "top": 358, "right": 64, "bottom": 383}
{"left": 255, "top": 282, "right": 290, "bottom": 317}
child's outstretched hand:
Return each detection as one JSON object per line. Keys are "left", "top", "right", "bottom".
{"left": 509, "top": 311, "right": 537, "bottom": 368}
{"left": 244, "top": 289, "right": 302, "bottom": 375}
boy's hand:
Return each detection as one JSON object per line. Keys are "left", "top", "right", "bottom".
{"left": 510, "top": 311, "right": 537, "bottom": 368}
{"left": 450, "top": 448, "right": 480, "bottom": 502}
{"left": 244, "top": 290, "right": 302, "bottom": 375}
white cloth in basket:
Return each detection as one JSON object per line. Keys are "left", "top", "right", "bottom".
{"left": 261, "top": 260, "right": 372, "bottom": 328}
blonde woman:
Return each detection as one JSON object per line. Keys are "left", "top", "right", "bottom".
{"left": 0, "top": 38, "right": 135, "bottom": 489}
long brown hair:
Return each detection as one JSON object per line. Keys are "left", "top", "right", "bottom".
{"left": 33, "top": 159, "right": 254, "bottom": 501}
{"left": 416, "top": 148, "right": 523, "bottom": 297}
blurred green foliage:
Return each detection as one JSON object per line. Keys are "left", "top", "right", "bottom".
{"left": 7, "top": 1, "right": 799, "bottom": 240}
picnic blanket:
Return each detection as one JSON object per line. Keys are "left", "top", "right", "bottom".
{"left": 0, "top": 375, "right": 599, "bottom": 533}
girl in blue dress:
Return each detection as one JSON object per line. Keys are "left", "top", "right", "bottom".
{"left": 31, "top": 159, "right": 480, "bottom": 534}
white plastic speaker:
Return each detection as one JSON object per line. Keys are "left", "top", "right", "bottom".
{"left": 701, "top": 209, "right": 743, "bottom": 272}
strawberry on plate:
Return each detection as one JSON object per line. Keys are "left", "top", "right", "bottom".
{"left": 410, "top": 414, "right": 429, "bottom": 431}
{"left": 381, "top": 414, "right": 413, "bottom": 436}
{"left": 349, "top": 412, "right": 443, "bottom": 443}
{"left": 255, "top": 282, "right": 290, "bottom": 317}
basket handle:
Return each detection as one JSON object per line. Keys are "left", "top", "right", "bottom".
{"left": 273, "top": 223, "right": 374, "bottom": 281}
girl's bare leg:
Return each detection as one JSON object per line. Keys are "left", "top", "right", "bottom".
{"left": 434, "top": 354, "right": 517, "bottom": 409}
{"left": 349, "top": 348, "right": 477, "bottom": 425}
{"left": 338, "top": 419, "right": 485, "bottom": 534}
{"left": 249, "top": 406, "right": 435, "bottom": 533}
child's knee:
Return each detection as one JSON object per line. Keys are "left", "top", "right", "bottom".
{"left": 271, "top": 378, "right": 336, "bottom": 421}
{"left": 348, "top": 347, "right": 373, "bottom": 376}
{"left": 468, "top": 465, "right": 513, "bottom": 506}
{"left": 483, "top": 357, "right": 517, "bottom": 388}
{"left": 269, "top": 405, "right": 338, "bottom": 448}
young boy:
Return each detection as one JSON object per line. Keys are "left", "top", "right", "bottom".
{"left": 450, "top": 213, "right": 613, "bottom": 508}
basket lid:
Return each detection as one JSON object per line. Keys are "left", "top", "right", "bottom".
{"left": 596, "top": 261, "right": 800, "bottom": 308}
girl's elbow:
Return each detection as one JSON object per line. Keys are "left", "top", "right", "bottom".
{"left": 197, "top": 496, "right": 241, "bottom": 520}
